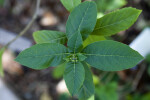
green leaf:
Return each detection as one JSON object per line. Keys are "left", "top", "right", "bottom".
{"left": 105, "top": 0, "right": 127, "bottom": 11}
{"left": 83, "top": 35, "right": 106, "bottom": 48}
{"left": 77, "top": 53, "right": 87, "bottom": 61}
{"left": 82, "top": 40, "right": 144, "bottom": 71}
{"left": 67, "top": 31, "right": 83, "bottom": 53}
{"left": 141, "top": 92, "right": 150, "bottom": 100}
{"left": 78, "top": 62, "right": 95, "bottom": 100}
{"left": 146, "top": 54, "right": 150, "bottom": 63}
{"left": 80, "top": 95, "right": 94, "bottom": 100}
{"left": 15, "top": 43, "right": 69, "bottom": 70}
{"left": 0, "top": 0, "right": 4, "bottom": 7}
{"left": 92, "top": 7, "right": 142, "bottom": 36}
{"left": 0, "top": 48, "right": 5, "bottom": 76}
{"left": 52, "top": 62, "right": 66, "bottom": 79}
{"left": 64, "top": 62, "right": 85, "bottom": 95}
{"left": 33, "top": 30, "right": 67, "bottom": 44}
{"left": 88, "top": 95, "right": 95, "bottom": 100}
{"left": 96, "top": 0, "right": 127, "bottom": 13}
{"left": 95, "top": 82, "right": 118, "bottom": 100}
{"left": 66, "top": 1, "right": 97, "bottom": 40}
{"left": 60, "top": 0, "right": 81, "bottom": 12}
{"left": 93, "top": 75, "right": 99, "bottom": 85}
{"left": 58, "top": 93, "right": 70, "bottom": 100}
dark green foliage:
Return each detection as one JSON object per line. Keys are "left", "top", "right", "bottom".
{"left": 33, "top": 30, "right": 67, "bottom": 44}
{"left": 92, "top": 7, "right": 142, "bottom": 36}
{"left": 82, "top": 40, "right": 143, "bottom": 71}
{"left": 15, "top": 43, "right": 69, "bottom": 69}
{"left": 15, "top": 1, "right": 143, "bottom": 99}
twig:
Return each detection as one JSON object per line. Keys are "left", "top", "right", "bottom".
{"left": 5, "top": 0, "right": 41, "bottom": 48}
{"left": 132, "top": 64, "right": 146, "bottom": 91}
{"left": 99, "top": 71, "right": 108, "bottom": 80}
{"left": 105, "top": 72, "right": 115, "bottom": 83}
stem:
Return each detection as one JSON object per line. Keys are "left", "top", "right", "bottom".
{"left": 132, "top": 64, "right": 146, "bottom": 91}
{"left": 5, "top": 0, "right": 41, "bottom": 48}
{"left": 105, "top": 72, "right": 115, "bottom": 83}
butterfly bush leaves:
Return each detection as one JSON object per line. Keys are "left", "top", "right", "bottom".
{"left": 66, "top": 1, "right": 97, "bottom": 40}
{"left": 60, "top": 0, "right": 81, "bottom": 12}
{"left": 92, "top": 7, "right": 142, "bottom": 36}
{"left": 0, "top": 48, "right": 5, "bottom": 76}
{"left": 64, "top": 62, "right": 85, "bottom": 95}
{"left": 82, "top": 40, "right": 144, "bottom": 71}
{"left": 15, "top": 1, "right": 143, "bottom": 99}
{"left": 78, "top": 62, "right": 95, "bottom": 100}
{"left": 15, "top": 43, "right": 69, "bottom": 69}
{"left": 67, "top": 31, "right": 83, "bottom": 53}
{"left": 33, "top": 30, "right": 67, "bottom": 44}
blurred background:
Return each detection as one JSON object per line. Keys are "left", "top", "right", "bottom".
{"left": 0, "top": 0, "right": 150, "bottom": 100}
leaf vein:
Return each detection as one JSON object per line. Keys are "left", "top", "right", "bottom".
{"left": 94, "top": 14, "right": 136, "bottom": 31}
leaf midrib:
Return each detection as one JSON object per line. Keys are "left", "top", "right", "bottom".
{"left": 74, "top": 32, "right": 80, "bottom": 53}
{"left": 77, "top": 3, "right": 90, "bottom": 31}
{"left": 83, "top": 85, "right": 92, "bottom": 97}
{"left": 84, "top": 53, "right": 141, "bottom": 58}
{"left": 22, "top": 53, "right": 70, "bottom": 58}
{"left": 71, "top": 3, "right": 91, "bottom": 53}
{"left": 48, "top": 36, "right": 66, "bottom": 42}
{"left": 73, "top": 62, "right": 76, "bottom": 95}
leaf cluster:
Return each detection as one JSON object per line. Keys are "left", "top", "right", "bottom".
{"left": 15, "top": 1, "right": 143, "bottom": 99}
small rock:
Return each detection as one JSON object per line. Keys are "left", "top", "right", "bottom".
{"left": 56, "top": 80, "right": 69, "bottom": 94}
{"left": 2, "top": 49, "right": 23, "bottom": 75}
{"left": 40, "top": 11, "right": 59, "bottom": 26}
{"left": 40, "top": 91, "right": 52, "bottom": 100}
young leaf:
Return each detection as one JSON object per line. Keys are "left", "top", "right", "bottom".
{"left": 15, "top": 43, "right": 69, "bottom": 69}
{"left": 77, "top": 53, "right": 87, "bottom": 61}
{"left": 146, "top": 54, "right": 150, "bottom": 63}
{"left": 64, "top": 62, "right": 85, "bottom": 95}
{"left": 67, "top": 31, "right": 83, "bottom": 53}
{"left": 92, "top": 7, "right": 142, "bottom": 36}
{"left": 82, "top": 40, "right": 144, "bottom": 71}
{"left": 66, "top": 1, "right": 97, "bottom": 40}
{"left": 33, "top": 30, "right": 67, "bottom": 44}
{"left": 83, "top": 35, "right": 106, "bottom": 48}
{"left": 87, "top": 95, "right": 95, "bottom": 100}
{"left": 96, "top": 0, "right": 127, "bottom": 13}
{"left": 78, "top": 62, "right": 95, "bottom": 100}
{"left": 60, "top": 0, "right": 81, "bottom": 12}
{"left": 52, "top": 62, "right": 66, "bottom": 79}
{"left": 0, "top": 48, "right": 5, "bottom": 76}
